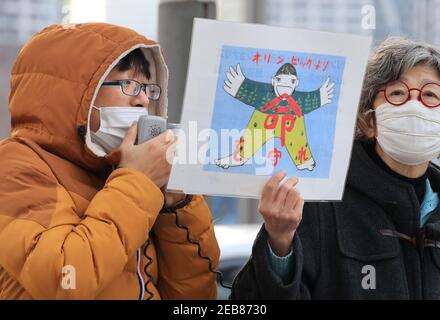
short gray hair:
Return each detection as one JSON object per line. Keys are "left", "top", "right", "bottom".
{"left": 356, "top": 37, "right": 440, "bottom": 140}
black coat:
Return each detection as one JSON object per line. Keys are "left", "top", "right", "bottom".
{"left": 230, "top": 141, "right": 440, "bottom": 299}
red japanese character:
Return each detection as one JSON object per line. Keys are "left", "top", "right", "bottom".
{"left": 306, "top": 58, "right": 312, "bottom": 70}
{"left": 252, "top": 52, "right": 261, "bottom": 64}
{"left": 315, "top": 59, "right": 321, "bottom": 70}
{"left": 322, "top": 61, "right": 330, "bottom": 71}
{"left": 263, "top": 114, "right": 278, "bottom": 130}
{"left": 268, "top": 148, "right": 282, "bottom": 167}
{"left": 264, "top": 54, "right": 271, "bottom": 64}
{"left": 280, "top": 114, "right": 295, "bottom": 147}
{"left": 297, "top": 146, "right": 309, "bottom": 163}
{"left": 263, "top": 114, "right": 296, "bottom": 147}
{"left": 276, "top": 56, "right": 285, "bottom": 64}
{"left": 291, "top": 56, "right": 298, "bottom": 66}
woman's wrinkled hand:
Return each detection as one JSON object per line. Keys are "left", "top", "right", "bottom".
{"left": 258, "top": 170, "right": 304, "bottom": 256}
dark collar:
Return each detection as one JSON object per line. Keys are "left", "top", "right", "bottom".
{"left": 345, "top": 141, "right": 440, "bottom": 234}
{"left": 361, "top": 140, "right": 430, "bottom": 203}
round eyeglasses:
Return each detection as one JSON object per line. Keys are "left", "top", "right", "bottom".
{"left": 378, "top": 80, "right": 440, "bottom": 108}
{"left": 102, "top": 79, "right": 161, "bottom": 101}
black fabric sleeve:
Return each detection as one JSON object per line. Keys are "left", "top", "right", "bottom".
{"left": 229, "top": 202, "right": 322, "bottom": 300}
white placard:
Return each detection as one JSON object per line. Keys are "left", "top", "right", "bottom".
{"left": 168, "top": 18, "right": 372, "bottom": 200}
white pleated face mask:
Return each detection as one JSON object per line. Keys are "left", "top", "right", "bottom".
{"left": 90, "top": 106, "right": 148, "bottom": 154}
{"left": 374, "top": 100, "right": 440, "bottom": 165}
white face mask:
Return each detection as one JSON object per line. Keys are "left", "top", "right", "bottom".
{"left": 90, "top": 106, "right": 148, "bottom": 154}
{"left": 374, "top": 100, "right": 440, "bottom": 165}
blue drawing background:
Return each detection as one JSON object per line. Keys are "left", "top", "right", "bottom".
{"left": 203, "top": 45, "right": 346, "bottom": 178}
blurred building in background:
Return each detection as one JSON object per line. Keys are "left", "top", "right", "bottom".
{"left": 0, "top": 0, "right": 63, "bottom": 138}
{"left": 254, "top": 0, "right": 440, "bottom": 46}
{"left": 255, "top": 0, "right": 374, "bottom": 35}
{"left": 0, "top": 0, "right": 63, "bottom": 44}
{"left": 2, "top": 0, "right": 440, "bottom": 224}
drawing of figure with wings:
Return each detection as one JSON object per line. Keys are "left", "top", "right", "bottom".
{"left": 215, "top": 62, "right": 335, "bottom": 171}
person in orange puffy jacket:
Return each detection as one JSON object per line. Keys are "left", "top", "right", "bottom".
{"left": 0, "top": 23, "right": 219, "bottom": 300}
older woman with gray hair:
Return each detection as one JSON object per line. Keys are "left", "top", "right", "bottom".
{"left": 231, "top": 37, "right": 440, "bottom": 299}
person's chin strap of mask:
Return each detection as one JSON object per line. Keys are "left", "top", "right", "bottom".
{"left": 89, "top": 106, "right": 148, "bottom": 154}
{"left": 366, "top": 100, "right": 440, "bottom": 165}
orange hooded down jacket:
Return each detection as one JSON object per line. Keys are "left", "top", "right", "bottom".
{"left": 0, "top": 23, "right": 220, "bottom": 300}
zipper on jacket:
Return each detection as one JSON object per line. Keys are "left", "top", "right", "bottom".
{"left": 417, "top": 229, "right": 426, "bottom": 299}
{"left": 136, "top": 248, "right": 145, "bottom": 300}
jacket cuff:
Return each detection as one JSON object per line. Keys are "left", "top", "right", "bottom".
{"left": 161, "top": 195, "right": 193, "bottom": 213}
{"left": 153, "top": 195, "right": 212, "bottom": 242}
{"left": 251, "top": 226, "right": 303, "bottom": 299}
{"left": 267, "top": 240, "right": 295, "bottom": 284}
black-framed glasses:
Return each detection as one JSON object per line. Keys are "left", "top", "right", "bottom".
{"left": 378, "top": 80, "right": 440, "bottom": 108}
{"left": 102, "top": 79, "right": 161, "bottom": 101}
